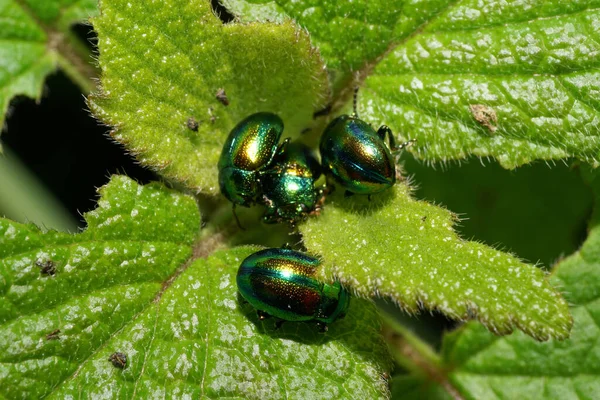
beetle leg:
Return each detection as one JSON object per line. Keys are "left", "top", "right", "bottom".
{"left": 313, "top": 103, "right": 332, "bottom": 119}
{"left": 257, "top": 310, "right": 271, "bottom": 320}
{"left": 274, "top": 320, "right": 285, "bottom": 330}
{"left": 261, "top": 194, "right": 274, "bottom": 208}
{"left": 275, "top": 138, "right": 291, "bottom": 158}
{"left": 232, "top": 205, "right": 245, "bottom": 231}
{"left": 315, "top": 322, "right": 328, "bottom": 333}
{"left": 376, "top": 125, "right": 396, "bottom": 149}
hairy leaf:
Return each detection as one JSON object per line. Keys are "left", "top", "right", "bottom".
{"left": 223, "top": 0, "right": 600, "bottom": 167}
{"left": 0, "top": 176, "right": 199, "bottom": 398}
{"left": 90, "top": 0, "right": 329, "bottom": 194}
{"left": 0, "top": 0, "right": 98, "bottom": 135}
{"left": 0, "top": 176, "right": 390, "bottom": 398}
{"left": 52, "top": 247, "right": 391, "bottom": 399}
{"left": 300, "top": 183, "right": 572, "bottom": 341}
{"left": 222, "top": 0, "right": 406, "bottom": 90}
{"left": 435, "top": 169, "right": 600, "bottom": 399}
{"left": 402, "top": 155, "right": 593, "bottom": 267}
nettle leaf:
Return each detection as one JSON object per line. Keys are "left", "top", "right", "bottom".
{"left": 0, "top": 176, "right": 391, "bottom": 398}
{"left": 52, "top": 248, "right": 391, "bottom": 399}
{"left": 403, "top": 156, "right": 593, "bottom": 268}
{"left": 90, "top": 0, "right": 329, "bottom": 194}
{"left": 438, "top": 170, "right": 600, "bottom": 399}
{"left": 0, "top": 0, "right": 98, "bottom": 134}
{"left": 300, "top": 183, "right": 572, "bottom": 341}
{"left": 222, "top": 0, "right": 600, "bottom": 167}
{"left": 0, "top": 176, "right": 199, "bottom": 398}
{"left": 222, "top": 0, "right": 405, "bottom": 89}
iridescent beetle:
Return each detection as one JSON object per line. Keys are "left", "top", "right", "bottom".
{"left": 237, "top": 248, "right": 349, "bottom": 332}
{"left": 319, "top": 88, "right": 415, "bottom": 196}
{"left": 218, "top": 112, "right": 289, "bottom": 225}
{"left": 259, "top": 142, "right": 325, "bottom": 225}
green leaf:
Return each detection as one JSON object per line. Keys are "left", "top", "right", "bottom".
{"left": 0, "top": 176, "right": 391, "bottom": 398}
{"left": 300, "top": 183, "right": 572, "bottom": 341}
{"left": 52, "top": 248, "right": 391, "bottom": 399}
{"left": 221, "top": 0, "right": 406, "bottom": 90}
{"left": 390, "top": 375, "right": 449, "bottom": 400}
{"left": 435, "top": 169, "right": 600, "bottom": 399}
{"left": 0, "top": 175, "right": 199, "bottom": 398}
{"left": 90, "top": 0, "right": 329, "bottom": 194}
{"left": 222, "top": 0, "right": 600, "bottom": 167}
{"left": 0, "top": 0, "right": 98, "bottom": 134}
{"left": 402, "top": 155, "right": 593, "bottom": 268}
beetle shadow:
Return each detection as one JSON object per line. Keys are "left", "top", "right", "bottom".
{"left": 324, "top": 186, "right": 396, "bottom": 217}
{"left": 237, "top": 293, "right": 388, "bottom": 370}
{"left": 237, "top": 292, "right": 332, "bottom": 345}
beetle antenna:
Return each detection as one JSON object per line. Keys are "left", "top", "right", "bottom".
{"left": 352, "top": 87, "right": 359, "bottom": 117}
{"left": 232, "top": 205, "right": 245, "bottom": 230}
{"left": 395, "top": 138, "right": 417, "bottom": 152}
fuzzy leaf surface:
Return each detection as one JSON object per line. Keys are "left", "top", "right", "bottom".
{"left": 51, "top": 247, "right": 392, "bottom": 399}
{"left": 435, "top": 170, "right": 600, "bottom": 400}
{"left": 300, "top": 184, "right": 572, "bottom": 341}
{"left": 0, "top": 176, "right": 390, "bottom": 399}
{"left": 0, "top": 0, "right": 98, "bottom": 132}
{"left": 0, "top": 175, "right": 199, "bottom": 398}
{"left": 402, "top": 156, "right": 593, "bottom": 267}
{"left": 90, "top": 0, "right": 329, "bottom": 193}
{"left": 223, "top": 0, "right": 600, "bottom": 167}
{"left": 222, "top": 0, "right": 405, "bottom": 90}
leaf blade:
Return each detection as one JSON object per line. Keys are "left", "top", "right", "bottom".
{"left": 224, "top": 0, "right": 600, "bottom": 167}
{"left": 0, "top": 0, "right": 99, "bottom": 132}
{"left": 0, "top": 175, "right": 199, "bottom": 398}
{"left": 300, "top": 184, "right": 572, "bottom": 340}
{"left": 434, "top": 168, "right": 600, "bottom": 399}
{"left": 90, "top": 0, "right": 329, "bottom": 193}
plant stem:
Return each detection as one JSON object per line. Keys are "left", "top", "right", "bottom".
{"left": 52, "top": 29, "right": 98, "bottom": 95}
{"left": 379, "top": 309, "right": 464, "bottom": 400}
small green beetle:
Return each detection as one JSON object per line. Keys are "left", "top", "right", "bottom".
{"left": 218, "top": 112, "right": 289, "bottom": 209}
{"left": 259, "top": 142, "right": 324, "bottom": 225}
{"left": 237, "top": 248, "right": 349, "bottom": 331}
{"left": 319, "top": 89, "right": 415, "bottom": 196}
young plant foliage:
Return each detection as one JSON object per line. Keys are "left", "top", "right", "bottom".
{"left": 90, "top": 0, "right": 329, "bottom": 193}
{"left": 0, "top": 176, "right": 391, "bottom": 399}
{"left": 300, "top": 183, "right": 572, "bottom": 341}
{"left": 435, "top": 170, "right": 600, "bottom": 399}
{"left": 224, "top": 0, "right": 600, "bottom": 168}
{"left": 0, "top": 176, "right": 198, "bottom": 398}
{"left": 0, "top": 0, "right": 98, "bottom": 141}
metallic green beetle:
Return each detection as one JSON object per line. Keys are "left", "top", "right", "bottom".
{"left": 237, "top": 248, "right": 350, "bottom": 331}
{"left": 259, "top": 143, "right": 324, "bottom": 225}
{"left": 218, "top": 112, "right": 289, "bottom": 207}
{"left": 319, "top": 90, "right": 415, "bottom": 195}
